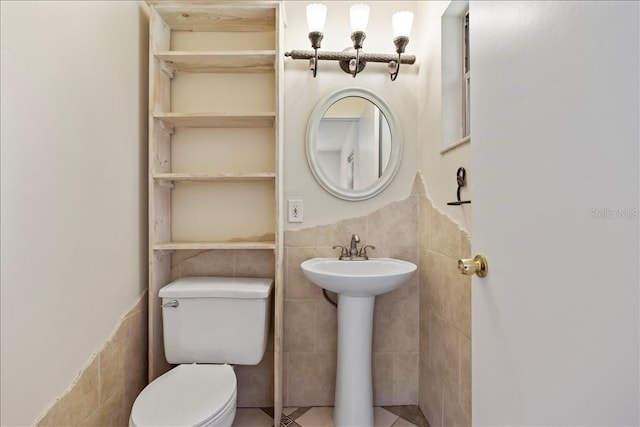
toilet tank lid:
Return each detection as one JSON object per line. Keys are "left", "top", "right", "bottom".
{"left": 159, "top": 276, "right": 273, "bottom": 299}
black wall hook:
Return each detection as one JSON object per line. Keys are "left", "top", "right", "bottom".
{"left": 447, "top": 167, "right": 471, "bottom": 206}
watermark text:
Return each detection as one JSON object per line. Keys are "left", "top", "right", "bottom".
{"left": 591, "top": 208, "right": 638, "bottom": 220}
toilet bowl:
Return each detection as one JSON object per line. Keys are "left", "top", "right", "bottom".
{"left": 130, "top": 364, "right": 237, "bottom": 427}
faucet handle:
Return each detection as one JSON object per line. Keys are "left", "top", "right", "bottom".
{"left": 332, "top": 245, "right": 349, "bottom": 258}
{"left": 358, "top": 245, "right": 376, "bottom": 258}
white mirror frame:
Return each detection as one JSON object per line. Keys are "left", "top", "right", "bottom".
{"left": 306, "top": 87, "right": 403, "bottom": 201}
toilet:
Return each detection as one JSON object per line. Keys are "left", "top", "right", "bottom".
{"left": 129, "top": 276, "right": 273, "bottom": 427}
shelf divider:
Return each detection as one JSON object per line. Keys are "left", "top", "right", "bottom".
{"left": 155, "top": 51, "right": 276, "bottom": 73}
{"left": 154, "top": 112, "right": 275, "bottom": 129}
{"left": 154, "top": 241, "right": 276, "bottom": 251}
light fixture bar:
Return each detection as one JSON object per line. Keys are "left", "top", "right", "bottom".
{"left": 285, "top": 49, "right": 416, "bottom": 65}
{"left": 286, "top": 4, "right": 416, "bottom": 80}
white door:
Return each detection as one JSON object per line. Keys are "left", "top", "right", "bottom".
{"left": 470, "top": 1, "right": 639, "bottom": 426}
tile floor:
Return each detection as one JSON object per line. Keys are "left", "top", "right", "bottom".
{"left": 231, "top": 406, "right": 430, "bottom": 427}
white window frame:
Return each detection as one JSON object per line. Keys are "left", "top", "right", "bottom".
{"left": 462, "top": 10, "right": 470, "bottom": 139}
{"left": 441, "top": 1, "right": 471, "bottom": 153}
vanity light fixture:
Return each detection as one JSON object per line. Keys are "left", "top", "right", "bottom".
{"left": 285, "top": 3, "right": 416, "bottom": 80}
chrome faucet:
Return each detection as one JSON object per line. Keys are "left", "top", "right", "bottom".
{"left": 332, "top": 233, "right": 375, "bottom": 260}
{"left": 350, "top": 234, "right": 360, "bottom": 256}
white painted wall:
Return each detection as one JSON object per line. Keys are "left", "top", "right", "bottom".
{"left": 284, "top": 1, "right": 418, "bottom": 229}
{"left": 415, "top": 1, "right": 471, "bottom": 231}
{"left": 0, "top": 2, "right": 149, "bottom": 425}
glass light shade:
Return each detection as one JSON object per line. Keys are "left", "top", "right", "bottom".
{"left": 392, "top": 11, "right": 414, "bottom": 38}
{"left": 307, "top": 3, "right": 327, "bottom": 32}
{"left": 349, "top": 4, "right": 370, "bottom": 32}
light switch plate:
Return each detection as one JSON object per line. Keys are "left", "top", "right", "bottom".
{"left": 288, "top": 199, "right": 303, "bottom": 223}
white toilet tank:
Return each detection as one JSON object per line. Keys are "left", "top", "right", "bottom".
{"left": 159, "top": 276, "right": 273, "bottom": 365}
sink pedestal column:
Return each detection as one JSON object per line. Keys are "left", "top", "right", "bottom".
{"left": 334, "top": 294, "right": 375, "bottom": 427}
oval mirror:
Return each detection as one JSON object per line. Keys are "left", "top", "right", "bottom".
{"left": 306, "top": 88, "right": 403, "bottom": 201}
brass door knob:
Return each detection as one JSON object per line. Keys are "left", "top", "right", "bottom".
{"left": 458, "top": 255, "right": 488, "bottom": 277}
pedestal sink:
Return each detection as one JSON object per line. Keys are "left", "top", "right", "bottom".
{"left": 300, "top": 257, "right": 417, "bottom": 427}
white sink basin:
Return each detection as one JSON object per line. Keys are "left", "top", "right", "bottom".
{"left": 300, "top": 257, "right": 417, "bottom": 297}
{"left": 300, "top": 257, "right": 417, "bottom": 426}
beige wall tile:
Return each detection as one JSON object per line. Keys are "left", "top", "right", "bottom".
{"left": 430, "top": 314, "right": 459, "bottom": 395}
{"left": 429, "top": 209, "right": 461, "bottom": 258}
{"left": 393, "top": 353, "right": 419, "bottom": 404}
{"left": 285, "top": 227, "right": 316, "bottom": 248}
{"left": 418, "top": 194, "right": 431, "bottom": 251}
{"left": 171, "top": 249, "right": 206, "bottom": 268}
{"left": 235, "top": 250, "right": 275, "bottom": 277}
{"left": 285, "top": 248, "right": 322, "bottom": 300}
{"left": 419, "top": 357, "right": 428, "bottom": 414}
{"left": 315, "top": 299, "right": 338, "bottom": 353}
{"left": 37, "top": 357, "right": 100, "bottom": 426}
{"left": 443, "top": 259, "right": 471, "bottom": 339}
{"left": 426, "top": 251, "right": 447, "bottom": 318}
{"left": 283, "top": 352, "right": 289, "bottom": 406}
{"left": 286, "top": 353, "right": 336, "bottom": 407}
{"left": 419, "top": 257, "right": 430, "bottom": 365}
{"left": 419, "top": 364, "right": 443, "bottom": 427}
{"left": 283, "top": 300, "right": 315, "bottom": 353}
{"left": 459, "top": 231, "right": 471, "bottom": 259}
{"left": 373, "top": 353, "right": 394, "bottom": 406}
{"left": 124, "top": 306, "right": 148, "bottom": 417}
{"left": 236, "top": 350, "right": 274, "bottom": 407}
{"left": 393, "top": 246, "right": 419, "bottom": 264}
{"left": 172, "top": 249, "right": 235, "bottom": 278}
{"left": 314, "top": 216, "right": 368, "bottom": 248}
{"left": 373, "top": 298, "right": 418, "bottom": 354}
{"left": 442, "top": 384, "right": 471, "bottom": 427}
{"left": 79, "top": 391, "right": 126, "bottom": 427}
{"left": 100, "top": 325, "right": 126, "bottom": 403}
{"left": 367, "top": 198, "right": 418, "bottom": 249}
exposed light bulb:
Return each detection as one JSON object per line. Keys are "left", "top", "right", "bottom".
{"left": 307, "top": 3, "right": 327, "bottom": 32}
{"left": 392, "top": 11, "right": 414, "bottom": 38}
{"left": 349, "top": 4, "right": 370, "bottom": 33}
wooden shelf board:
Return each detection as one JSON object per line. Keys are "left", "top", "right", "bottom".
{"left": 155, "top": 51, "right": 276, "bottom": 73}
{"left": 155, "top": 112, "right": 275, "bottom": 128}
{"left": 153, "top": 4, "right": 276, "bottom": 32}
{"left": 154, "top": 241, "right": 276, "bottom": 251}
{"left": 154, "top": 172, "right": 275, "bottom": 183}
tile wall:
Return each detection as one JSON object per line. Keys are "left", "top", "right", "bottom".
{"left": 36, "top": 294, "right": 148, "bottom": 426}
{"left": 283, "top": 178, "right": 421, "bottom": 407}
{"left": 417, "top": 175, "right": 472, "bottom": 427}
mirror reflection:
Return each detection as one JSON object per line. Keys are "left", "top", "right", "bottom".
{"left": 315, "top": 97, "right": 392, "bottom": 190}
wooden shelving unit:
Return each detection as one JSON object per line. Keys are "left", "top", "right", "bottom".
{"left": 146, "top": 1, "right": 283, "bottom": 423}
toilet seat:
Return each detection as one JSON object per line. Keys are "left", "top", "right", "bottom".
{"left": 130, "top": 364, "right": 236, "bottom": 427}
